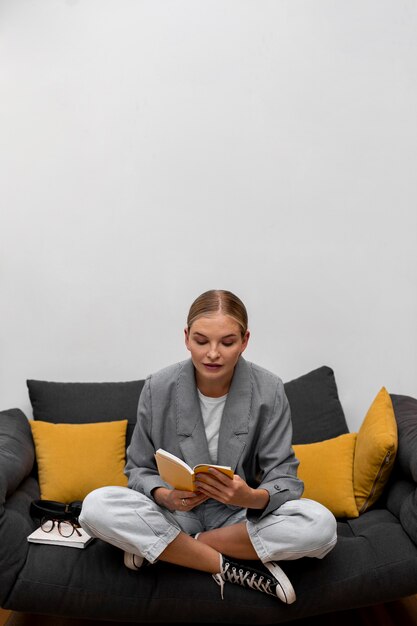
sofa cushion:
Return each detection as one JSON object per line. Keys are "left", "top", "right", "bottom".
{"left": 0, "top": 409, "right": 38, "bottom": 605}
{"left": 353, "top": 387, "right": 398, "bottom": 513}
{"left": 27, "top": 379, "right": 144, "bottom": 447}
{"left": 391, "top": 394, "right": 417, "bottom": 481}
{"left": 6, "top": 509, "right": 417, "bottom": 622}
{"left": 29, "top": 420, "right": 128, "bottom": 501}
{"left": 284, "top": 366, "right": 349, "bottom": 444}
{"left": 389, "top": 394, "right": 417, "bottom": 543}
{"left": 0, "top": 476, "right": 40, "bottom": 606}
{"left": 294, "top": 433, "right": 358, "bottom": 518}
{"left": 0, "top": 408, "right": 35, "bottom": 503}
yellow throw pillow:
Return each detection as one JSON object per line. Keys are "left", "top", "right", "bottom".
{"left": 294, "top": 433, "right": 359, "bottom": 519}
{"left": 353, "top": 387, "right": 397, "bottom": 514}
{"left": 30, "top": 420, "right": 128, "bottom": 502}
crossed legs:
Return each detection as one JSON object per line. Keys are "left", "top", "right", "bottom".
{"left": 80, "top": 486, "right": 337, "bottom": 573}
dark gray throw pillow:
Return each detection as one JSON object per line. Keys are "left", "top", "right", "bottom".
{"left": 284, "top": 366, "right": 349, "bottom": 444}
{"left": 27, "top": 380, "right": 145, "bottom": 447}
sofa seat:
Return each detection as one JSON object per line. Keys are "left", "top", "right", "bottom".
{"left": 4, "top": 507, "right": 417, "bottom": 624}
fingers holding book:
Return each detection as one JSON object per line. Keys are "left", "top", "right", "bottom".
{"left": 176, "top": 490, "right": 208, "bottom": 511}
{"left": 195, "top": 469, "right": 261, "bottom": 509}
{"left": 153, "top": 486, "right": 208, "bottom": 511}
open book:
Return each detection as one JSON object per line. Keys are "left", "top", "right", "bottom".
{"left": 155, "top": 448, "right": 234, "bottom": 492}
{"left": 27, "top": 525, "right": 94, "bottom": 549}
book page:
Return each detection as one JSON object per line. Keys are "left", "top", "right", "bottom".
{"left": 155, "top": 449, "right": 195, "bottom": 491}
{"left": 155, "top": 449, "right": 193, "bottom": 473}
{"left": 155, "top": 449, "right": 234, "bottom": 490}
{"left": 193, "top": 464, "right": 234, "bottom": 479}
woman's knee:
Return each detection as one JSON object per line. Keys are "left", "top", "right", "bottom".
{"left": 299, "top": 498, "right": 337, "bottom": 554}
{"left": 79, "top": 486, "right": 130, "bottom": 531}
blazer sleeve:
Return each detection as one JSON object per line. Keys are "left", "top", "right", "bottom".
{"left": 124, "top": 377, "right": 169, "bottom": 498}
{"left": 247, "top": 379, "right": 304, "bottom": 521}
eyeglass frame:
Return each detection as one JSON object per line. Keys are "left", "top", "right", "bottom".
{"left": 40, "top": 517, "right": 82, "bottom": 538}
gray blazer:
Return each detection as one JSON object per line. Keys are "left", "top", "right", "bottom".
{"left": 125, "top": 357, "right": 304, "bottom": 520}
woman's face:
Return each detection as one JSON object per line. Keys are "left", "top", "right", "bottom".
{"left": 184, "top": 313, "right": 249, "bottom": 393}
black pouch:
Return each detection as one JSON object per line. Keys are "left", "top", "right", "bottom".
{"left": 30, "top": 499, "right": 83, "bottom": 524}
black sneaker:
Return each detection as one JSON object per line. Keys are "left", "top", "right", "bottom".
{"left": 212, "top": 555, "right": 296, "bottom": 603}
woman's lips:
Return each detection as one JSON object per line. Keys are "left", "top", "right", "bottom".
{"left": 203, "top": 363, "right": 222, "bottom": 370}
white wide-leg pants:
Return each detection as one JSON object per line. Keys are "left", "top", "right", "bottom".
{"left": 79, "top": 486, "right": 337, "bottom": 564}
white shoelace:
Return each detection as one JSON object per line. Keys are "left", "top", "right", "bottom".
{"left": 213, "top": 562, "right": 275, "bottom": 599}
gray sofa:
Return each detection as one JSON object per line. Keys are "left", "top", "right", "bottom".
{"left": 1, "top": 365, "right": 417, "bottom": 624}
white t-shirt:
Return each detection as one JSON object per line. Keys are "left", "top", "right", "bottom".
{"left": 197, "top": 389, "right": 228, "bottom": 464}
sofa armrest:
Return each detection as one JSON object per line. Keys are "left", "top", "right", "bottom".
{"left": 0, "top": 476, "right": 40, "bottom": 606}
{"left": 0, "top": 408, "right": 35, "bottom": 504}
{"left": 386, "top": 394, "right": 417, "bottom": 544}
{"left": 0, "top": 409, "right": 37, "bottom": 606}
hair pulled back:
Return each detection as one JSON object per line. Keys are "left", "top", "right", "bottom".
{"left": 187, "top": 290, "right": 248, "bottom": 337}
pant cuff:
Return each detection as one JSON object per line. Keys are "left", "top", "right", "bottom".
{"left": 142, "top": 525, "right": 182, "bottom": 563}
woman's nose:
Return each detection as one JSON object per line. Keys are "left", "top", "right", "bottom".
{"left": 207, "top": 345, "right": 220, "bottom": 359}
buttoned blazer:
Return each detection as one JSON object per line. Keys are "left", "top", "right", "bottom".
{"left": 125, "top": 357, "right": 303, "bottom": 519}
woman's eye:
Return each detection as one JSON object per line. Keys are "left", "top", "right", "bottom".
{"left": 196, "top": 341, "right": 207, "bottom": 345}
{"left": 222, "top": 342, "right": 235, "bottom": 347}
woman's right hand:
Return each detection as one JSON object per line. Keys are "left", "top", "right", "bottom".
{"left": 153, "top": 487, "right": 208, "bottom": 512}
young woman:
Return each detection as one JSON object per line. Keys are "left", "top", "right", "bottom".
{"left": 80, "top": 290, "right": 337, "bottom": 603}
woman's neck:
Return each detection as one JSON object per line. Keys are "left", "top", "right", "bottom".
{"left": 195, "top": 372, "right": 232, "bottom": 398}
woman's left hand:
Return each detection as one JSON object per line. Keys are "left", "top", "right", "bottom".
{"left": 194, "top": 469, "right": 269, "bottom": 509}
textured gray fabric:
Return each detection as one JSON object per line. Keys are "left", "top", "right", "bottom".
{"left": 0, "top": 409, "right": 34, "bottom": 501}
{"left": 389, "top": 394, "right": 417, "bottom": 544}
{"left": 284, "top": 366, "right": 349, "bottom": 444}
{"left": 391, "top": 394, "right": 417, "bottom": 481}
{"left": 386, "top": 479, "right": 415, "bottom": 520}
{"left": 0, "top": 476, "right": 39, "bottom": 605}
{"left": 0, "top": 408, "right": 36, "bottom": 603}
{"left": 4, "top": 510, "right": 417, "bottom": 622}
{"left": 27, "top": 379, "right": 145, "bottom": 446}
{"left": 400, "top": 489, "right": 417, "bottom": 545}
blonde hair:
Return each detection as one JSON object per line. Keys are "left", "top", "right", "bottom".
{"left": 187, "top": 290, "right": 248, "bottom": 337}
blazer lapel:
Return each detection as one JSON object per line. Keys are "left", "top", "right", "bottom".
{"left": 217, "top": 357, "right": 251, "bottom": 470}
{"left": 176, "top": 359, "right": 212, "bottom": 469}
{"left": 176, "top": 357, "right": 252, "bottom": 472}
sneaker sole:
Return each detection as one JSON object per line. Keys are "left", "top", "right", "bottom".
{"left": 264, "top": 561, "right": 296, "bottom": 604}
{"left": 124, "top": 551, "right": 144, "bottom": 570}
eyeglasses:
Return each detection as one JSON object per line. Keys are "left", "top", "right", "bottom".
{"left": 40, "top": 517, "right": 82, "bottom": 538}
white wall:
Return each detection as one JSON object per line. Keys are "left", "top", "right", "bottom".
{"left": 1, "top": 0, "right": 416, "bottom": 430}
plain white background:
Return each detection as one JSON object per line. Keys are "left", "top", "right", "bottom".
{"left": 1, "top": 0, "right": 416, "bottom": 430}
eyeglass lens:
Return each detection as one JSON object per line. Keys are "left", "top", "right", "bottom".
{"left": 40, "top": 518, "right": 76, "bottom": 537}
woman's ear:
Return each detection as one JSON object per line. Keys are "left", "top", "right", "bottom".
{"left": 240, "top": 330, "right": 250, "bottom": 354}
{"left": 184, "top": 327, "right": 191, "bottom": 351}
